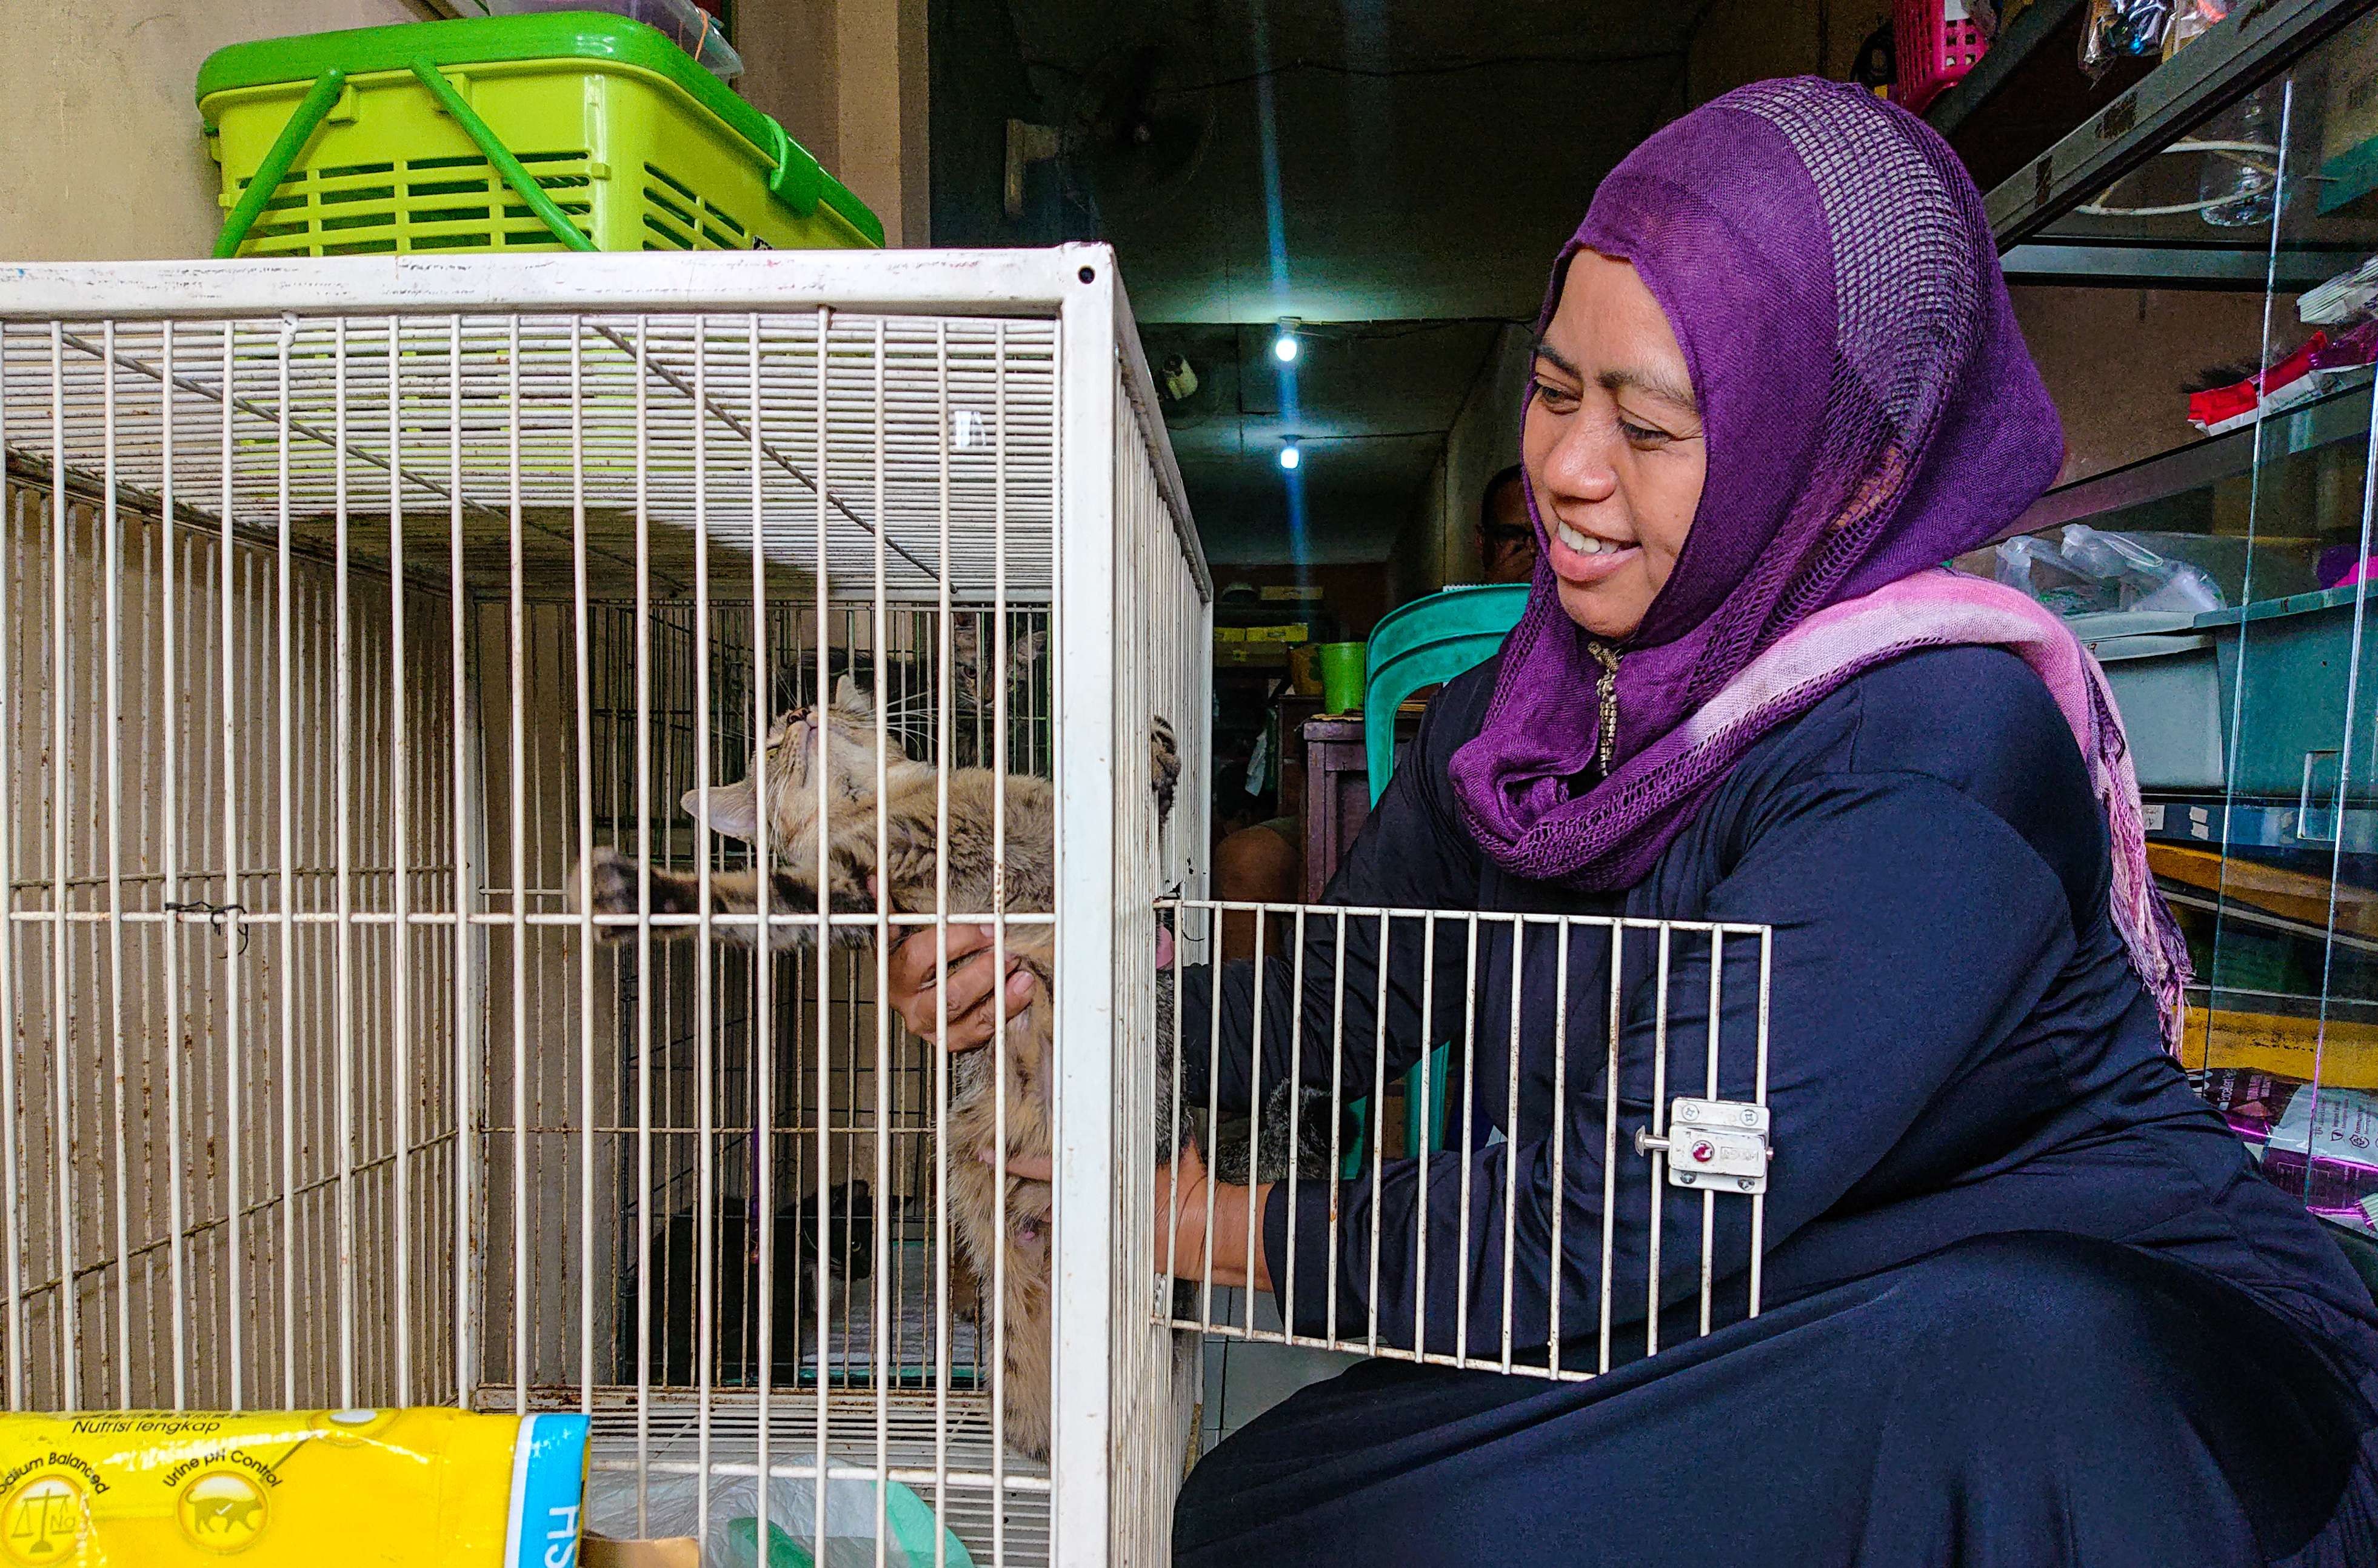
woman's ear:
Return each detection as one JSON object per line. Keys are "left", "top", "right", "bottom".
{"left": 683, "top": 779, "right": 761, "bottom": 842}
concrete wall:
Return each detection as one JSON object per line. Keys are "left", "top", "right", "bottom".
{"left": 0, "top": 0, "right": 929, "bottom": 261}
{"left": 741, "top": 0, "right": 932, "bottom": 245}
{"left": 1686, "top": 0, "right": 1892, "bottom": 104}
{"left": 738, "top": 0, "right": 844, "bottom": 172}
{"left": 0, "top": 0, "right": 443, "bottom": 262}
{"left": 1388, "top": 324, "right": 1533, "bottom": 606}
{"left": 2009, "top": 283, "right": 2279, "bottom": 486}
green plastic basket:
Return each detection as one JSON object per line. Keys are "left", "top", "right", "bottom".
{"left": 198, "top": 13, "right": 882, "bottom": 259}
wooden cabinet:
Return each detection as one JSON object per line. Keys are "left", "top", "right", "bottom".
{"left": 1300, "top": 710, "right": 1419, "bottom": 901}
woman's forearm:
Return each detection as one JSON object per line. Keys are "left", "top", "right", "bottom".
{"left": 1169, "top": 1172, "right": 1275, "bottom": 1294}
{"left": 1217, "top": 1180, "right": 1276, "bottom": 1293}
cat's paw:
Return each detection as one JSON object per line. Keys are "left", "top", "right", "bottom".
{"left": 1149, "top": 716, "right": 1180, "bottom": 821}
{"left": 573, "top": 847, "right": 640, "bottom": 935}
{"left": 572, "top": 848, "right": 694, "bottom": 942}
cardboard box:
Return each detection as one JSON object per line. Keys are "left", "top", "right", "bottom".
{"left": 1214, "top": 643, "right": 1289, "bottom": 669}
{"left": 2319, "top": 10, "right": 2378, "bottom": 215}
{"left": 584, "top": 1536, "right": 701, "bottom": 1568}
{"left": 1244, "top": 622, "right": 1309, "bottom": 644}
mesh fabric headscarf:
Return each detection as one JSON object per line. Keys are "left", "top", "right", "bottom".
{"left": 1448, "top": 78, "right": 2065, "bottom": 888}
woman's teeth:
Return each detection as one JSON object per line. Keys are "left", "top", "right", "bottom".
{"left": 1555, "top": 521, "right": 1623, "bottom": 556}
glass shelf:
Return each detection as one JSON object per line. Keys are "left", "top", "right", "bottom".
{"left": 1987, "top": 0, "right": 2378, "bottom": 1232}
{"left": 2002, "top": 369, "right": 2373, "bottom": 603}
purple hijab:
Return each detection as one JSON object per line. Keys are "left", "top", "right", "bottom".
{"left": 1449, "top": 79, "right": 2066, "bottom": 889}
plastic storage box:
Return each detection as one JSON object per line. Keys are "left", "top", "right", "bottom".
{"left": 2082, "top": 588, "right": 2378, "bottom": 805}
{"left": 1891, "top": 0, "right": 1989, "bottom": 115}
{"left": 2074, "top": 610, "right": 2227, "bottom": 793}
{"left": 198, "top": 13, "right": 881, "bottom": 259}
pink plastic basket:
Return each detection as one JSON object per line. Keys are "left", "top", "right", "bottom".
{"left": 1892, "top": 0, "right": 1990, "bottom": 115}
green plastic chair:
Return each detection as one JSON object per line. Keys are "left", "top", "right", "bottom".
{"left": 1338, "top": 584, "right": 1530, "bottom": 1178}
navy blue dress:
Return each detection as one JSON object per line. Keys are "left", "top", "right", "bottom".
{"left": 1174, "top": 647, "right": 2378, "bottom": 1566}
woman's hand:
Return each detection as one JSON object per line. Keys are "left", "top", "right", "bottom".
{"left": 884, "top": 921, "right": 1036, "bottom": 1051}
{"left": 875, "top": 876, "right": 1036, "bottom": 1052}
{"left": 1004, "top": 1141, "right": 1272, "bottom": 1294}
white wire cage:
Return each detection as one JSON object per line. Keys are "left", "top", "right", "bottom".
{"left": 1160, "top": 902, "right": 1775, "bottom": 1378}
{"left": 0, "top": 247, "right": 1210, "bottom": 1566}
{"left": 0, "top": 248, "right": 1783, "bottom": 1567}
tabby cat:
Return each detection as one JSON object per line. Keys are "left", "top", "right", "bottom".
{"left": 576, "top": 678, "right": 1339, "bottom": 1459}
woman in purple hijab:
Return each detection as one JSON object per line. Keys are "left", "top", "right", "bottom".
{"left": 900, "top": 76, "right": 2376, "bottom": 1563}
{"left": 1164, "top": 79, "right": 2378, "bottom": 1566}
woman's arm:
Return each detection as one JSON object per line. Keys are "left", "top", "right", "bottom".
{"left": 1258, "top": 769, "right": 2085, "bottom": 1358}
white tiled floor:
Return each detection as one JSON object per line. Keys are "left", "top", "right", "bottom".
{"left": 1197, "top": 1287, "right": 1363, "bottom": 1453}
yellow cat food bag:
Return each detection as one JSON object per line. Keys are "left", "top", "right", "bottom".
{"left": 0, "top": 1407, "right": 587, "bottom": 1567}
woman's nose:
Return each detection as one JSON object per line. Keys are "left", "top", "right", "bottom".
{"left": 1540, "top": 418, "right": 1618, "bottom": 507}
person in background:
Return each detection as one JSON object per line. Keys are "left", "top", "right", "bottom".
{"left": 1211, "top": 751, "right": 1302, "bottom": 959}
{"left": 1477, "top": 463, "right": 1539, "bottom": 584}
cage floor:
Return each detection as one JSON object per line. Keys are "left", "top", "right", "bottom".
{"left": 578, "top": 1392, "right": 1049, "bottom": 1567}
{"left": 806, "top": 1239, "right": 984, "bottom": 1380}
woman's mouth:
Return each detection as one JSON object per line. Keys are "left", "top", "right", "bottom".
{"left": 1546, "top": 519, "right": 1640, "bottom": 584}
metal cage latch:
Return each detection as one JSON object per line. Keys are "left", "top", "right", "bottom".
{"left": 1635, "top": 1098, "right": 1771, "bottom": 1194}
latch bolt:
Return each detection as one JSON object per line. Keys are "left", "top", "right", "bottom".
{"left": 1635, "top": 1098, "right": 1771, "bottom": 1194}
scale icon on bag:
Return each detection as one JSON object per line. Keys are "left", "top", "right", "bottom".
{"left": 2, "top": 1475, "right": 85, "bottom": 1565}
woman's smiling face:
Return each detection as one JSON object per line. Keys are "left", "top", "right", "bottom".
{"left": 1523, "top": 250, "right": 1708, "bottom": 641}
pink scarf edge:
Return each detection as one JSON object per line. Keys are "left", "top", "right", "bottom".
{"left": 1675, "top": 569, "right": 2193, "bottom": 1051}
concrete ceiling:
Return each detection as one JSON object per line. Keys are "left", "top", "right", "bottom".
{"left": 1144, "top": 319, "right": 1502, "bottom": 564}
{"left": 1000, "top": 0, "right": 1708, "bottom": 563}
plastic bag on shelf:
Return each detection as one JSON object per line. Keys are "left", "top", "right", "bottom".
{"left": 1997, "top": 535, "right": 2117, "bottom": 616}
{"left": 2080, "top": 0, "right": 2174, "bottom": 76}
{"left": 583, "top": 1467, "right": 975, "bottom": 1568}
{"left": 1996, "top": 528, "right": 2226, "bottom": 618}
{"left": 2164, "top": 0, "right": 2231, "bottom": 58}
{"left": 2059, "top": 524, "right": 2226, "bottom": 612}
{"left": 488, "top": 0, "right": 744, "bottom": 80}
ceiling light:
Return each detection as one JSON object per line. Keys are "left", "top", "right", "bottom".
{"left": 1278, "top": 439, "right": 1301, "bottom": 471}
{"left": 1272, "top": 318, "right": 1301, "bottom": 364}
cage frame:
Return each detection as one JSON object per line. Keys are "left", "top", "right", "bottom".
{"left": 0, "top": 244, "right": 1212, "bottom": 1567}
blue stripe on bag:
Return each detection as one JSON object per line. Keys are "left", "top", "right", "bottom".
{"left": 508, "top": 1413, "right": 590, "bottom": 1568}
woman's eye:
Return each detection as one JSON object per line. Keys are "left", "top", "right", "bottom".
{"left": 1617, "top": 417, "right": 1671, "bottom": 445}
{"left": 1531, "top": 378, "right": 1580, "bottom": 409}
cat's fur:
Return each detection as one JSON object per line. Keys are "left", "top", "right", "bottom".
{"left": 577, "top": 679, "right": 1338, "bottom": 1459}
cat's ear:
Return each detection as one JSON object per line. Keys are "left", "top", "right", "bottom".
{"left": 833, "top": 673, "right": 871, "bottom": 717}
{"left": 681, "top": 779, "right": 761, "bottom": 842}
{"left": 1012, "top": 629, "right": 1047, "bottom": 670}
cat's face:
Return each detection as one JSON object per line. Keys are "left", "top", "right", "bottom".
{"left": 950, "top": 618, "right": 1046, "bottom": 712}
{"left": 683, "top": 675, "right": 904, "bottom": 844}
